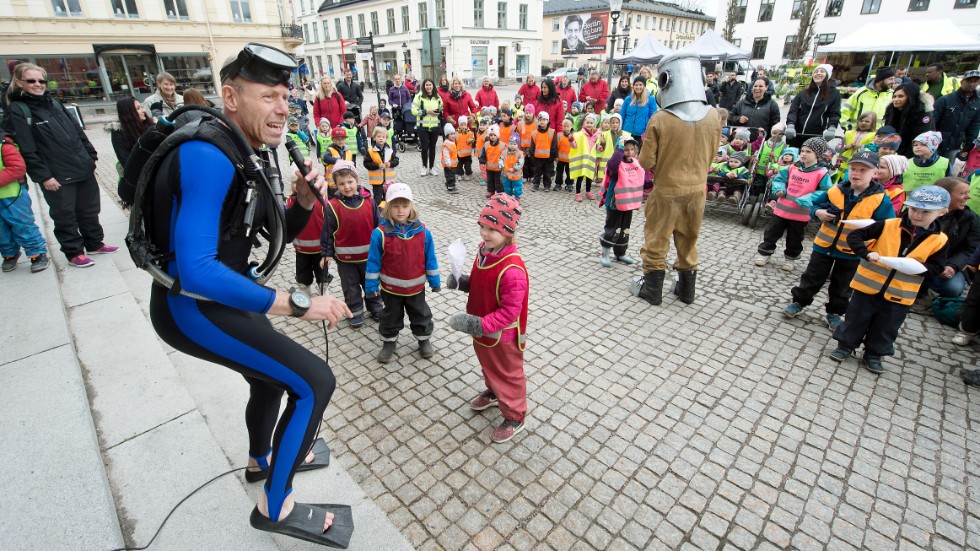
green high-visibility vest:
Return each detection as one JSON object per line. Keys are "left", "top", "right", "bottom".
{"left": 903, "top": 157, "right": 949, "bottom": 194}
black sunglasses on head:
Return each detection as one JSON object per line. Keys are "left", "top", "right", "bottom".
{"left": 220, "top": 42, "right": 297, "bottom": 87}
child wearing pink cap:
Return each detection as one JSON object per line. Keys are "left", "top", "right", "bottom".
{"left": 447, "top": 193, "right": 529, "bottom": 443}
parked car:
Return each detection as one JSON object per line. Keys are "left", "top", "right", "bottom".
{"left": 545, "top": 67, "right": 580, "bottom": 82}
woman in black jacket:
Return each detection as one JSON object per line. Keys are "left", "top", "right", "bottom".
{"left": 109, "top": 96, "right": 154, "bottom": 205}
{"left": 785, "top": 64, "right": 841, "bottom": 149}
{"left": 728, "top": 79, "right": 781, "bottom": 142}
{"left": 4, "top": 63, "right": 116, "bottom": 267}
{"left": 883, "top": 83, "right": 935, "bottom": 158}
{"left": 606, "top": 75, "right": 631, "bottom": 112}
{"left": 931, "top": 177, "right": 980, "bottom": 297}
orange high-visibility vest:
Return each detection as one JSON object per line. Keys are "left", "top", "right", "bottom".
{"left": 484, "top": 141, "right": 503, "bottom": 171}
{"left": 456, "top": 130, "right": 473, "bottom": 157}
{"left": 850, "top": 218, "right": 948, "bottom": 305}
{"left": 503, "top": 150, "right": 524, "bottom": 180}
{"left": 442, "top": 140, "right": 459, "bottom": 168}
{"left": 499, "top": 123, "right": 514, "bottom": 146}
{"left": 813, "top": 185, "right": 887, "bottom": 255}
{"left": 532, "top": 128, "right": 556, "bottom": 159}
{"left": 519, "top": 120, "right": 534, "bottom": 149}
{"left": 557, "top": 132, "right": 572, "bottom": 163}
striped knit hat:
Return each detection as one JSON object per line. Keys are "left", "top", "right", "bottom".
{"left": 879, "top": 154, "right": 909, "bottom": 177}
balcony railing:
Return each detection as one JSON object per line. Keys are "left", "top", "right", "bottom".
{"left": 281, "top": 24, "right": 303, "bottom": 40}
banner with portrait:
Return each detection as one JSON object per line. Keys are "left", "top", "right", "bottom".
{"left": 560, "top": 13, "right": 609, "bottom": 56}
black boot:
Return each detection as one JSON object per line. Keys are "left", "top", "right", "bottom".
{"left": 675, "top": 270, "right": 697, "bottom": 304}
{"left": 637, "top": 270, "right": 666, "bottom": 305}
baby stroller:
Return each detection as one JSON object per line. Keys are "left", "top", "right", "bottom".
{"left": 706, "top": 128, "right": 766, "bottom": 223}
{"left": 391, "top": 104, "right": 421, "bottom": 153}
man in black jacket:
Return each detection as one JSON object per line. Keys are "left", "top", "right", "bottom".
{"left": 4, "top": 63, "right": 116, "bottom": 267}
{"left": 933, "top": 70, "right": 980, "bottom": 163}
{"left": 718, "top": 72, "right": 745, "bottom": 111}
{"left": 336, "top": 70, "right": 363, "bottom": 120}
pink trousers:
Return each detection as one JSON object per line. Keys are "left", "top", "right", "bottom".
{"left": 473, "top": 339, "right": 527, "bottom": 422}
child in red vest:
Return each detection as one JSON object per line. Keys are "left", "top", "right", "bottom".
{"left": 598, "top": 137, "right": 644, "bottom": 267}
{"left": 447, "top": 193, "right": 529, "bottom": 443}
{"left": 320, "top": 160, "right": 382, "bottom": 328}
{"left": 756, "top": 139, "right": 833, "bottom": 271}
{"left": 0, "top": 130, "right": 49, "bottom": 273}
{"left": 365, "top": 183, "right": 440, "bottom": 363}
{"left": 286, "top": 156, "right": 327, "bottom": 294}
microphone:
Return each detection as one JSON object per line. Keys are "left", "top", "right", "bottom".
{"left": 285, "top": 139, "right": 325, "bottom": 207}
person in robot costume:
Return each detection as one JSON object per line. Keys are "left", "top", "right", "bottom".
{"left": 633, "top": 53, "right": 723, "bottom": 305}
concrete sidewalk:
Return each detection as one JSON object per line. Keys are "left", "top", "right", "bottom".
{"left": 2, "top": 168, "right": 412, "bottom": 549}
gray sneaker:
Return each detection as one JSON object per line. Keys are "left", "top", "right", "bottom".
{"left": 2, "top": 251, "right": 21, "bottom": 272}
{"left": 783, "top": 302, "right": 804, "bottom": 318}
{"left": 30, "top": 253, "right": 49, "bottom": 273}
{"left": 826, "top": 313, "right": 843, "bottom": 332}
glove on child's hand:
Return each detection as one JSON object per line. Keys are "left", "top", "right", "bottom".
{"left": 448, "top": 313, "right": 484, "bottom": 336}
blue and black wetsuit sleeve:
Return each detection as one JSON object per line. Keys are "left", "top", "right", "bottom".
{"left": 173, "top": 141, "right": 276, "bottom": 313}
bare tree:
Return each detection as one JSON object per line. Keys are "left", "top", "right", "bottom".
{"left": 674, "top": 0, "right": 706, "bottom": 12}
{"left": 790, "top": 0, "right": 819, "bottom": 59}
{"left": 721, "top": 0, "right": 738, "bottom": 41}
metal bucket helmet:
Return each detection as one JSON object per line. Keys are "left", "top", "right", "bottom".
{"left": 655, "top": 52, "right": 710, "bottom": 122}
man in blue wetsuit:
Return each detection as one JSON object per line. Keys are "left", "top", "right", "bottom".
{"left": 146, "top": 43, "right": 353, "bottom": 545}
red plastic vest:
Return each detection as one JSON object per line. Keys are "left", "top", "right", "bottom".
{"left": 286, "top": 196, "right": 325, "bottom": 254}
{"left": 774, "top": 166, "right": 827, "bottom": 222}
{"left": 328, "top": 196, "right": 374, "bottom": 262}
{"left": 380, "top": 227, "right": 427, "bottom": 295}
{"left": 467, "top": 253, "right": 528, "bottom": 349}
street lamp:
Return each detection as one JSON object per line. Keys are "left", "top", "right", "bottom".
{"left": 606, "top": 0, "right": 623, "bottom": 87}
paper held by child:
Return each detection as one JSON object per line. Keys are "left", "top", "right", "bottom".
{"left": 877, "top": 256, "right": 928, "bottom": 275}
{"left": 841, "top": 219, "right": 876, "bottom": 229}
{"left": 448, "top": 238, "right": 466, "bottom": 280}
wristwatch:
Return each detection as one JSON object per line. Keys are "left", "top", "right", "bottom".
{"left": 288, "top": 287, "right": 312, "bottom": 318}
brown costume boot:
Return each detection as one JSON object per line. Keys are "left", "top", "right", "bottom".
{"left": 637, "top": 270, "right": 666, "bottom": 305}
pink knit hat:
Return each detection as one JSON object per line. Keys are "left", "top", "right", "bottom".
{"left": 479, "top": 194, "right": 522, "bottom": 236}
{"left": 524, "top": 104, "right": 535, "bottom": 116}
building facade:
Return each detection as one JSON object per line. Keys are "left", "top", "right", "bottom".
{"left": 0, "top": 0, "right": 301, "bottom": 105}
{"left": 719, "top": 0, "right": 980, "bottom": 67}
{"left": 295, "top": 0, "right": 543, "bottom": 85}
{"left": 542, "top": 0, "right": 715, "bottom": 70}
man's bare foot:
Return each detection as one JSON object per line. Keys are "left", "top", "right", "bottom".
{"left": 257, "top": 494, "right": 334, "bottom": 532}
{"left": 246, "top": 450, "right": 316, "bottom": 472}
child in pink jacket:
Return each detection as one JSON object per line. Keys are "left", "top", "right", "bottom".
{"left": 446, "top": 194, "right": 529, "bottom": 444}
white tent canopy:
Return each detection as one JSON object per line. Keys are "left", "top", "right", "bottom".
{"left": 676, "top": 29, "right": 751, "bottom": 62}
{"left": 613, "top": 35, "right": 674, "bottom": 65}
{"left": 819, "top": 20, "right": 980, "bottom": 52}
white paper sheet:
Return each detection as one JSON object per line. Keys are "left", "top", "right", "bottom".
{"left": 448, "top": 239, "right": 466, "bottom": 280}
{"left": 877, "top": 256, "right": 927, "bottom": 275}
{"left": 841, "top": 219, "right": 876, "bottom": 229}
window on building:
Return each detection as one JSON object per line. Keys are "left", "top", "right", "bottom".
{"left": 51, "top": 0, "right": 82, "bottom": 16}
{"left": 323, "top": 21, "right": 330, "bottom": 41}
{"left": 387, "top": 8, "right": 396, "bottom": 33}
{"left": 954, "top": 0, "right": 976, "bottom": 7}
{"left": 659, "top": 18, "right": 663, "bottom": 30}
{"left": 552, "top": 17, "right": 559, "bottom": 31}
{"left": 418, "top": 3, "right": 427, "bottom": 28}
{"left": 327, "top": 56, "right": 334, "bottom": 75}
{"left": 816, "top": 33, "right": 836, "bottom": 44}
{"left": 751, "top": 37, "right": 768, "bottom": 59}
{"left": 303, "top": 24, "right": 309, "bottom": 43}
{"left": 732, "top": 38, "right": 742, "bottom": 47}
{"left": 497, "top": 2, "right": 506, "bottom": 29}
{"left": 313, "top": 22, "right": 319, "bottom": 42}
{"left": 782, "top": 35, "right": 796, "bottom": 57}
{"left": 401, "top": 5, "right": 410, "bottom": 31}
{"left": 159, "top": 53, "right": 215, "bottom": 94}
{"left": 111, "top": 0, "right": 139, "bottom": 18}
{"left": 652, "top": 16, "right": 657, "bottom": 28}
{"left": 644, "top": 15, "right": 649, "bottom": 28}
{"left": 790, "top": 0, "right": 803, "bottom": 18}
{"left": 519, "top": 4, "right": 528, "bottom": 29}
{"left": 163, "top": 0, "right": 188, "bottom": 20}
{"left": 336, "top": 18, "right": 343, "bottom": 40}
{"left": 825, "top": 0, "right": 843, "bottom": 15}
{"left": 358, "top": 13, "right": 366, "bottom": 36}
{"left": 474, "top": 0, "right": 485, "bottom": 27}
{"left": 230, "top": 0, "right": 251, "bottom": 22}
{"left": 436, "top": 0, "right": 445, "bottom": 26}
{"left": 861, "top": 0, "right": 881, "bottom": 13}
{"left": 908, "top": 0, "right": 929, "bottom": 9}
{"left": 551, "top": 40, "right": 559, "bottom": 54}
{"left": 371, "top": 12, "right": 379, "bottom": 34}
{"left": 346, "top": 15, "right": 354, "bottom": 38}
{"left": 735, "top": 0, "right": 747, "bottom": 23}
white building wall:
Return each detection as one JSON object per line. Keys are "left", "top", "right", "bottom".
{"left": 717, "top": 0, "right": 980, "bottom": 67}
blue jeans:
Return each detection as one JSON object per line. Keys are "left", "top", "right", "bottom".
{"left": 503, "top": 177, "right": 523, "bottom": 199}
{"left": 926, "top": 271, "right": 967, "bottom": 298}
{"left": 0, "top": 186, "right": 47, "bottom": 258}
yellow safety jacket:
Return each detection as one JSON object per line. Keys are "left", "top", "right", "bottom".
{"left": 569, "top": 129, "right": 598, "bottom": 180}
{"left": 850, "top": 218, "right": 948, "bottom": 305}
{"left": 813, "top": 185, "right": 887, "bottom": 255}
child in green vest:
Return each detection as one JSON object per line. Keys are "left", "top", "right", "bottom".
{"left": 904, "top": 131, "right": 951, "bottom": 194}
{"left": 341, "top": 111, "right": 365, "bottom": 161}
{"left": 0, "top": 131, "right": 49, "bottom": 273}
{"left": 285, "top": 117, "right": 313, "bottom": 161}
{"left": 314, "top": 119, "right": 331, "bottom": 165}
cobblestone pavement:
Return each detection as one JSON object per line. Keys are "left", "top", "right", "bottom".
{"left": 87, "top": 120, "right": 980, "bottom": 551}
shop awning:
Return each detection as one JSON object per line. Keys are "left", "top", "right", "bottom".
{"left": 676, "top": 29, "right": 751, "bottom": 62}
{"left": 613, "top": 35, "right": 674, "bottom": 65}
{"left": 819, "top": 20, "right": 980, "bottom": 52}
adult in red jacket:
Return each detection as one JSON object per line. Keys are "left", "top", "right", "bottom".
{"left": 518, "top": 75, "right": 540, "bottom": 105}
{"left": 475, "top": 77, "right": 499, "bottom": 109}
{"left": 556, "top": 76, "right": 577, "bottom": 110}
{"left": 580, "top": 71, "right": 610, "bottom": 110}
{"left": 313, "top": 77, "right": 347, "bottom": 127}
{"left": 443, "top": 76, "right": 478, "bottom": 130}
{"left": 531, "top": 79, "right": 565, "bottom": 127}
